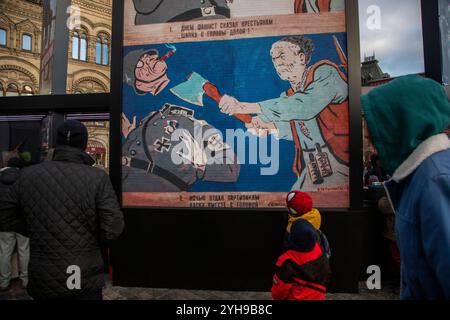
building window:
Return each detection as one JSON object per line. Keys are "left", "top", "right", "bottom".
{"left": 72, "top": 31, "right": 88, "bottom": 61}
{"left": 95, "top": 34, "right": 109, "bottom": 65}
{"left": 0, "top": 82, "right": 4, "bottom": 96}
{"left": 6, "top": 83, "right": 19, "bottom": 97}
{"left": 80, "top": 33, "right": 87, "bottom": 61}
{"left": 102, "top": 39, "right": 109, "bottom": 65}
{"left": 72, "top": 32, "right": 79, "bottom": 59}
{"left": 22, "top": 34, "right": 32, "bottom": 51}
{"left": 96, "top": 37, "right": 102, "bottom": 64}
{"left": 0, "top": 28, "right": 6, "bottom": 46}
{"left": 22, "top": 85, "right": 34, "bottom": 96}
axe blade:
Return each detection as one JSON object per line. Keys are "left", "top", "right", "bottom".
{"left": 170, "top": 72, "right": 208, "bottom": 106}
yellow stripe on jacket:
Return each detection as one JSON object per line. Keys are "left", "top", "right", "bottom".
{"left": 287, "top": 208, "right": 322, "bottom": 233}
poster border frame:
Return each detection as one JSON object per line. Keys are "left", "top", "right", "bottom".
{"left": 110, "top": 0, "right": 364, "bottom": 211}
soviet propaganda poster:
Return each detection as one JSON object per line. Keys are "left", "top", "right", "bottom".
{"left": 121, "top": 0, "right": 350, "bottom": 209}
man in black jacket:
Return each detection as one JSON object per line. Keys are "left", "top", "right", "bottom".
{"left": 0, "top": 157, "right": 28, "bottom": 292}
{"left": 0, "top": 120, "right": 124, "bottom": 300}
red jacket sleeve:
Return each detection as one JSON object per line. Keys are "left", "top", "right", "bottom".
{"left": 271, "top": 274, "right": 293, "bottom": 300}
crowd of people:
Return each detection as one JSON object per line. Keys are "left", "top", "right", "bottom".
{"left": 0, "top": 120, "right": 124, "bottom": 300}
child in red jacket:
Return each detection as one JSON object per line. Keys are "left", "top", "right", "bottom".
{"left": 284, "top": 190, "right": 331, "bottom": 258}
{"left": 272, "top": 219, "right": 331, "bottom": 300}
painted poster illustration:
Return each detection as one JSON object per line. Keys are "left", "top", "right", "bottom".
{"left": 131, "top": 0, "right": 345, "bottom": 25}
{"left": 122, "top": 0, "right": 349, "bottom": 208}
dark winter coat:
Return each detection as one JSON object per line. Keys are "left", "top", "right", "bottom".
{"left": 0, "top": 167, "right": 24, "bottom": 234}
{"left": 0, "top": 146, "right": 124, "bottom": 299}
{"left": 272, "top": 243, "right": 330, "bottom": 300}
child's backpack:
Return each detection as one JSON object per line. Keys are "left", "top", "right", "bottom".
{"left": 317, "top": 230, "right": 331, "bottom": 259}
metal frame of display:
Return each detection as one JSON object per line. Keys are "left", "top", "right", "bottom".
{"left": 421, "top": 0, "right": 443, "bottom": 84}
{"left": 109, "top": 0, "right": 364, "bottom": 211}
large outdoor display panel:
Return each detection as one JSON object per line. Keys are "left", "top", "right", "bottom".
{"left": 121, "top": 0, "right": 350, "bottom": 209}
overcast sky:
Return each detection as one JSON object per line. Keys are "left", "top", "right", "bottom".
{"left": 359, "top": 0, "right": 425, "bottom": 77}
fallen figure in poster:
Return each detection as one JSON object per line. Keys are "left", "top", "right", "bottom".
{"left": 122, "top": 104, "right": 240, "bottom": 192}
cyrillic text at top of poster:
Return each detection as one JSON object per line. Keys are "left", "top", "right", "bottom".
{"left": 124, "top": 0, "right": 346, "bottom": 45}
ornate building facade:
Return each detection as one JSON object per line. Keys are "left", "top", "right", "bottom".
{"left": 0, "top": 0, "right": 43, "bottom": 96}
{"left": 0, "top": 0, "right": 112, "bottom": 96}
{"left": 67, "top": 0, "right": 112, "bottom": 94}
{"left": 0, "top": 0, "right": 111, "bottom": 168}
{"left": 361, "top": 53, "right": 391, "bottom": 86}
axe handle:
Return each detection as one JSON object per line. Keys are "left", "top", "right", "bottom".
{"left": 203, "top": 82, "right": 252, "bottom": 124}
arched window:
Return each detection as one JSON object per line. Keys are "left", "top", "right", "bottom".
{"left": 0, "top": 82, "right": 4, "bottom": 96}
{"left": 22, "top": 34, "right": 32, "bottom": 51}
{"left": 72, "top": 31, "right": 79, "bottom": 59}
{"left": 22, "top": 85, "right": 34, "bottom": 96}
{"left": 6, "top": 83, "right": 19, "bottom": 97}
{"left": 95, "top": 34, "right": 109, "bottom": 65}
{"left": 72, "top": 31, "right": 88, "bottom": 61}
{"left": 0, "top": 28, "right": 6, "bottom": 46}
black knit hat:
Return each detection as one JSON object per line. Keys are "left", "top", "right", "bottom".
{"left": 56, "top": 120, "right": 88, "bottom": 150}
{"left": 288, "top": 219, "right": 317, "bottom": 252}
{"left": 7, "top": 157, "right": 24, "bottom": 169}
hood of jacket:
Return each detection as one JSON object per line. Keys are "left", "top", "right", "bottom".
{"left": 287, "top": 208, "right": 321, "bottom": 232}
{"left": 52, "top": 145, "right": 95, "bottom": 166}
{"left": 361, "top": 75, "right": 450, "bottom": 176}
{"left": 0, "top": 167, "right": 21, "bottom": 185}
{"left": 383, "top": 133, "right": 450, "bottom": 211}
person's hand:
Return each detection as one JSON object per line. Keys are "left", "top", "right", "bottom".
{"left": 219, "top": 95, "right": 245, "bottom": 115}
{"left": 251, "top": 116, "right": 277, "bottom": 130}
{"left": 122, "top": 113, "right": 136, "bottom": 138}
{"left": 176, "top": 130, "right": 208, "bottom": 170}
{"left": 245, "top": 116, "right": 277, "bottom": 137}
{"left": 219, "top": 96, "right": 263, "bottom": 115}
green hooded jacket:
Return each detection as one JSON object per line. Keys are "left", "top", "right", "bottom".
{"left": 361, "top": 75, "right": 450, "bottom": 175}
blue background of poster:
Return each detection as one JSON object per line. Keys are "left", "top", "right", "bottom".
{"left": 122, "top": 32, "right": 347, "bottom": 192}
